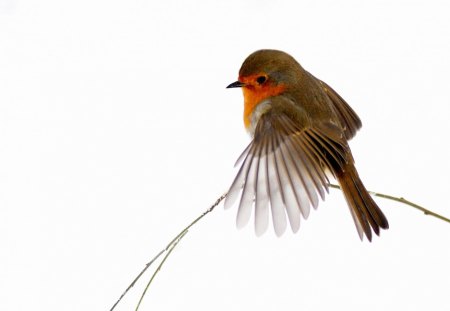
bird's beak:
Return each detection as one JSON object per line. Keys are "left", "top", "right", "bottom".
{"left": 226, "top": 81, "right": 244, "bottom": 88}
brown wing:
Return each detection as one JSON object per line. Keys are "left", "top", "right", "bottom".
{"left": 314, "top": 77, "right": 362, "bottom": 140}
{"left": 224, "top": 109, "right": 349, "bottom": 236}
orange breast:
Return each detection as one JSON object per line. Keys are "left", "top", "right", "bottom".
{"left": 242, "top": 83, "right": 286, "bottom": 128}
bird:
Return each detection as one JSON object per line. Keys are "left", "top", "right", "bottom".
{"left": 224, "top": 49, "right": 388, "bottom": 241}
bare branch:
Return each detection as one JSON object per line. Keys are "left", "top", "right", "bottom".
{"left": 135, "top": 230, "right": 188, "bottom": 311}
{"left": 329, "top": 184, "right": 450, "bottom": 224}
{"left": 110, "top": 193, "right": 227, "bottom": 311}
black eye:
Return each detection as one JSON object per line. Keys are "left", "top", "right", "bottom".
{"left": 256, "top": 76, "right": 267, "bottom": 85}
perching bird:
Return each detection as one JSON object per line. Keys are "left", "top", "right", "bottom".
{"left": 225, "top": 49, "right": 388, "bottom": 241}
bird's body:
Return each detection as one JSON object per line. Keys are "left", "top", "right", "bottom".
{"left": 225, "top": 49, "right": 388, "bottom": 241}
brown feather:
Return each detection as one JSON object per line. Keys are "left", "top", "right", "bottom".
{"left": 314, "top": 76, "right": 362, "bottom": 140}
{"left": 336, "top": 163, "right": 389, "bottom": 241}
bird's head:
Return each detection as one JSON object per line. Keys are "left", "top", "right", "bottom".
{"left": 227, "top": 49, "right": 304, "bottom": 129}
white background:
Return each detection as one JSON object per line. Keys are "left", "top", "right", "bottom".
{"left": 1, "top": 1, "right": 450, "bottom": 310}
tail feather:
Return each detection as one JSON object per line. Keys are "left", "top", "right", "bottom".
{"left": 336, "top": 164, "right": 389, "bottom": 241}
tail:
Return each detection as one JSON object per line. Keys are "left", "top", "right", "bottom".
{"left": 336, "top": 163, "right": 389, "bottom": 241}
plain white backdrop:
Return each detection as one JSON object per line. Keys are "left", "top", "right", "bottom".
{"left": 1, "top": 1, "right": 450, "bottom": 310}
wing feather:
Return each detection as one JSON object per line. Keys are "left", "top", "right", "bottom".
{"left": 224, "top": 142, "right": 253, "bottom": 210}
{"left": 314, "top": 76, "right": 362, "bottom": 140}
{"left": 273, "top": 130, "right": 301, "bottom": 232}
{"left": 225, "top": 103, "right": 350, "bottom": 236}
{"left": 236, "top": 144, "right": 258, "bottom": 229}
{"left": 279, "top": 117, "right": 330, "bottom": 199}
{"left": 267, "top": 133, "right": 288, "bottom": 236}
{"left": 279, "top": 138, "right": 313, "bottom": 219}
{"left": 254, "top": 137, "right": 270, "bottom": 236}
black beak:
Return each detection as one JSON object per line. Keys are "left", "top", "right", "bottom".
{"left": 226, "top": 81, "right": 244, "bottom": 88}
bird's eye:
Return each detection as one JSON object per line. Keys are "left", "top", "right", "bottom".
{"left": 256, "top": 76, "right": 267, "bottom": 85}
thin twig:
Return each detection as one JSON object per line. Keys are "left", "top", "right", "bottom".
{"left": 110, "top": 192, "right": 227, "bottom": 311}
{"left": 135, "top": 230, "right": 188, "bottom": 311}
{"left": 329, "top": 183, "right": 450, "bottom": 224}
{"left": 109, "top": 249, "right": 165, "bottom": 311}
{"left": 111, "top": 186, "right": 450, "bottom": 310}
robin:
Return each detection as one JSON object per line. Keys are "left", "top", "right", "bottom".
{"left": 225, "top": 49, "right": 388, "bottom": 241}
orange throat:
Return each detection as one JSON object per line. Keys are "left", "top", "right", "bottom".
{"left": 242, "top": 83, "right": 286, "bottom": 129}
